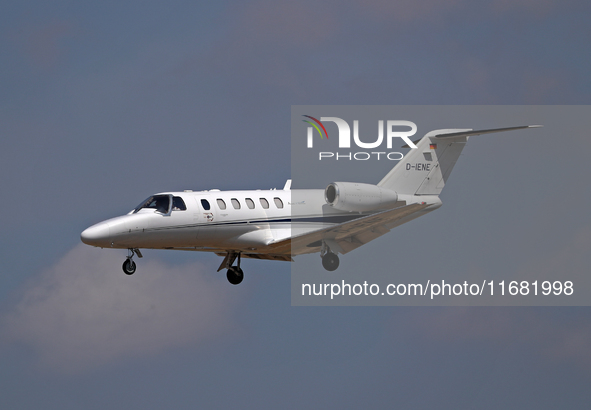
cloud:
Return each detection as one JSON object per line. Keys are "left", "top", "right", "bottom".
{"left": 1, "top": 245, "right": 239, "bottom": 373}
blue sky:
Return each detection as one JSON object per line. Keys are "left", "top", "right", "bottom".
{"left": 1, "top": 1, "right": 591, "bottom": 408}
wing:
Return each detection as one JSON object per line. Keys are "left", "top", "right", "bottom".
{"left": 266, "top": 202, "right": 432, "bottom": 257}
{"left": 165, "top": 202, "right": 434, "bottom": 261}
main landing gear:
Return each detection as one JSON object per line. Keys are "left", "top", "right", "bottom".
{"left": 227, "top": 266, "right": 244, "bottom": 285}
{"left": 122, "top": 248, "right": 143, "bottom": 275}
{"left": 321, "top": 241, "right": 340, "bottom": 271}
{"left": 322, "top": 252, "right": 339, "bottom": 271}
{"left": 217, "top": 251, "right": 244, "bottom": 285}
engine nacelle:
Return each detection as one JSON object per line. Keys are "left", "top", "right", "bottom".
{"left": 324, "top": 182, "right": 398, "bottom": 213}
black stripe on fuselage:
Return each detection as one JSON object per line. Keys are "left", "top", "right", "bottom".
{"left": 141, "top": 213, "right": 369, "bottom": 232}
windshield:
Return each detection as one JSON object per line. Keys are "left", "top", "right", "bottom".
{"left": 133, "top": 195, "right": 171, "bottom": 214}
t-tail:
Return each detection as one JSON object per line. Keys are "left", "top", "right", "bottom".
{"left": 378, "top": 125, "right": 542, "bottom": 196}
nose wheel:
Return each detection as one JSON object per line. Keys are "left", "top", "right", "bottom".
{"left": 122, "top": 248, "right": 142, "bottom": 275}
{"left": 123, "top": 259, "right": 136, "bottom": 275}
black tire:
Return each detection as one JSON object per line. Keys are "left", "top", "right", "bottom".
{"left": 122, "top": 259, "right": 136, "bottom": 275}
{"left": 322, "top": 253, "right": 339, "bottom": 271}
{"left": 226, "top": 267, "right": 244, "bottom": 285}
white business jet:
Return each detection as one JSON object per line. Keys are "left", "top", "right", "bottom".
{"left": 81, "top": 125, "right": 540, "bottom": 284}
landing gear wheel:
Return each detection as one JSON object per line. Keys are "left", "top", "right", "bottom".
{"left": 322, "top": 252, "right": 339, "bottom": 271}
{"left": 122, "top": 259, "right": 136, "bottom": 275}
{"left": 226, "top": 267, "right": 244, "bottom": 285}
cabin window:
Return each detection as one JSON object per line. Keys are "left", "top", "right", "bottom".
{"left": 201, "top": 199, "right": 211, "bottom": 210}
{"left": 245, "top": 198, "right": 255, "bottom": 209}
{"left": 217, "top": 199, "right": 226, "bottom": 210}
{"left": 274, "top": 197, "right": 284, "bottom": 209}
{"left": 260, "top": 198, "right": 269, "bottom": 209}
{"left": 134, "top": 195, "right": 171, "bottom": 214}
{"left": 231, "top": 198, "right": 241, "bottom": 209}
{"left": 172, "top": 196, "right": 186, "bottom": 211}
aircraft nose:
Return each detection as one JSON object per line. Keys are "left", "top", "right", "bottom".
{"left": 80, "top": 222, "right": 111, "bottom": 247}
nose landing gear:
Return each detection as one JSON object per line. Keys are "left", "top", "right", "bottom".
{"left": 122, "top": 248, "right": 143, "bottom": 275}
{"left": 122, "top": 259, "right": 136, "bottom": 275}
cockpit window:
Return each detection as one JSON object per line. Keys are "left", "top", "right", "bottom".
{"left": 133, "top": 195, "right": 171, "bottom": 214}
{"left": 172, "top": 196, "right": 186, "bottom": 211}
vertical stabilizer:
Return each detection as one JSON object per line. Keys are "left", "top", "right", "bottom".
{"left": 378, "top": 129, "right": 470, "bottom": 196}
{"left": 377, "top": 125, "right": 541, "bottom": 196}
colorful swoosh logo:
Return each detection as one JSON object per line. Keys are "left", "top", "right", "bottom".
{"left": 302, "top": 115, "right": 328, "bottom": 139}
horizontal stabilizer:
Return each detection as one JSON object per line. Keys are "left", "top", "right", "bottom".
{"left": 401, "top": 125, "right": 542, "bottom": 148}
{"left": 432, "top": 125, "right": 542, "bottom": 140}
